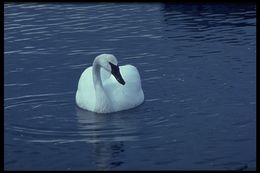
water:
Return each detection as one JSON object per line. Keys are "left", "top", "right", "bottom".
{"left": 4, "top": 3, "right": 256, "bottom": 170}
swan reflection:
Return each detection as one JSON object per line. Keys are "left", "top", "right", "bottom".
{"left": 76, "top": 107, "right": 138, "bottom": 170}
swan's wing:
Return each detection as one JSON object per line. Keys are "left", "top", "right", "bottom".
{"left": 105, "top": 65, "right": 141, "bottom": 86}
{"left": 76, "top": 67, "right": 95, "bottom": 110}
{"left": 120, "top": 65, "right": 142, "bottom": 91}
{"left": 103, "top": 65, "right": 144, "bottom": 110}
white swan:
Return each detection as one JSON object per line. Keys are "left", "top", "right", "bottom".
{"left": 75, "top": 54, "right": 144, "bottom": 113}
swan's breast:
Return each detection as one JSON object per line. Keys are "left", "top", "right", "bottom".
{"left": 76, "top": 67, "right": 96, "bottom": 111}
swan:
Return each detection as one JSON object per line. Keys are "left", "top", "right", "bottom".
{"left": 75, "top": 54, "right": 144, "bottom": 113}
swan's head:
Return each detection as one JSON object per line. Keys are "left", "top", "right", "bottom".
{"left": 95, "top": 54, "right": 125, "bottom": 85}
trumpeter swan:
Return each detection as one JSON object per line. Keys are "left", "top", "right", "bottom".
{"left": 75, "top": 54, "right": 144, "bottom": 113}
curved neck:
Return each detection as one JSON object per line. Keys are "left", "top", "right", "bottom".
{"left": 92, "top": 60, "right": 113, "bottom": 113}
{"left": 92, "top": 61, "right": 103, "bottom": 89}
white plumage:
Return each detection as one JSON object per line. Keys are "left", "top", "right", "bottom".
{"left": 76, "top": 54, "right": 144, "bottom": 113}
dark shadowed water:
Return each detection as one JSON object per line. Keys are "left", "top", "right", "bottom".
{"left": 4, "top": 3, "right": 256, "bottom": 170}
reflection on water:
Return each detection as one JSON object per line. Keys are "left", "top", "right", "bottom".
{"left": 92, "top": 141, "right": 124, "bottom": 170}
{"left": 76, "top": 107, "right": 137, "bottom": 170}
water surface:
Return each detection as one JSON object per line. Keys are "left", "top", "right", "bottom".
{"left": 4, "top": 3, "right": 256, "bottom": 170}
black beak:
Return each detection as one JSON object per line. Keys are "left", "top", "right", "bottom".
{"left": 109, "top": 62, "right": 125, "bottom": 85}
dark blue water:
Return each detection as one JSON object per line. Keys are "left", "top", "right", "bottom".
{"left": 4, "top": 3, "right": 256, "bottom": 170}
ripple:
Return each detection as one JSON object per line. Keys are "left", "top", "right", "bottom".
{"left": 144, "top": 69, "right": 159, "bottom": 72}
{"left": 232, "top": 119, "right": 252, "bottom": 128}
{"left": 13, "top": 18, "right": 35, "bottom": 22}
{"left": 4, "top": 91, "right": 74, "bottom": 101}
{"left": 4, "top": 50, "right": 23, "bottom": 54}
{"left": 13, "top": 38, "right": 32, "bottom": 42}
{"left": 20, "top": 26, "right": 48, "bottom": 33}
{"left": 145, "top": 98, "right": 161, "bottom": 102}
{"left": 146, "top": 116, "right": 170, "bottom": 127}
{"left": 143, "top": 76, "right": 162, "bottom": 81}
{"left": 5, "top": 160, "right": 18, "bottom": 166}
{"left": 124, "top": 56, "right": 145, "bottom": 61}
{"left": 68, "top": 63, "right": 90, "bottom": 69}
{"left": 5, "top": 81, "right": 31, "bottom": 86}
{"left": 5, "top": 121, "right": 139, "bottom": 144}
{"left": 4, "top": 91, "right": 74, "bottom": 110}
{"left": 4, "top": 11, "right": 26, "bottom": 16}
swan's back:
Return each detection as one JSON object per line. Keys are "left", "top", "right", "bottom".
{"left": 104, "top": 65, "right": 144, "bottom": 111}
